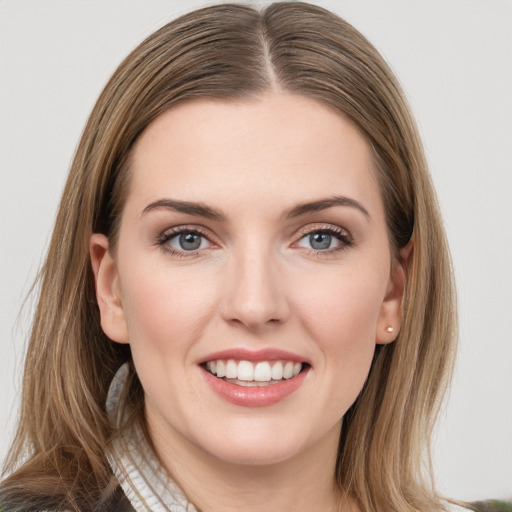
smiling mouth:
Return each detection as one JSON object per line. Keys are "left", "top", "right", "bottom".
{"left": 203, "top": 359, "right": 306, "bottom": 387}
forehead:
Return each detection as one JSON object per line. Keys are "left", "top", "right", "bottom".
{"left": 126, "top": 93, "right": 383, "bottom": 219}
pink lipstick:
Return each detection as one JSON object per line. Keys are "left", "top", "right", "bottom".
{"left": 199, "top": 348, "right": 310, "bottom": 407}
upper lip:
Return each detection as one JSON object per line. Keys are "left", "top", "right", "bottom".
{"left": 199, "top": 348, "right": 310, "bottom": 365}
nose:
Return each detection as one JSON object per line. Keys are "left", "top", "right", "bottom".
{"left": 220, "top": 246, "right": 289, "bottom": 331}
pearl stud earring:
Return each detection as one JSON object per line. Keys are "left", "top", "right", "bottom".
{"left": 386, "top": 326, "right": 394, "bottom": 333}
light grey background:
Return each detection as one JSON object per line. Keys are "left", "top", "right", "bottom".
{"left": 1, "top": 0, "right": 511, "bottom": 501}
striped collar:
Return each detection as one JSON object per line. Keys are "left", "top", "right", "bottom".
{"left": 106, "top": 363, "right": 198, "bottom": 512}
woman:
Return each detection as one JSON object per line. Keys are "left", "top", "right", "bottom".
{"left": 0, "top": 3, "right": 509, "bottom": 511}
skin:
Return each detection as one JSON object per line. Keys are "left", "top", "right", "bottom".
{"left": 91, "top": 93, "right": 406, "bottom": 512}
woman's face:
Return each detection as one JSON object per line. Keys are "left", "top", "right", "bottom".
{"left": 92, "top": 93, "right": 405, "bottom": 468}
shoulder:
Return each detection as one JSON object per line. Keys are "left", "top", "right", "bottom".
{"left": 0, "top": 485, "right": 133, "bottom": 512}
{"left": 448, "top": 501, "right": 512, "bottom": 512}
{"left": 468, "top": 501, "right": 512, "bottom": 512}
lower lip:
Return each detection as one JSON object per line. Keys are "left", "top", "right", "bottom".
{"left": 201, "top": 366, "right": 309, "bottom": 407}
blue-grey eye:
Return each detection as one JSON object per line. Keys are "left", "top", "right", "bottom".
{"left": 309, "top": 232, "right": 332, "bottom": 250}
{"left": 166, "top": 231, "right": 210, "bottom": 251}
{"left": 295, "top": 228, "right": 349, "bottom": 252}
{"left": 179, "top": 232, "right": 202, "bottom": 250}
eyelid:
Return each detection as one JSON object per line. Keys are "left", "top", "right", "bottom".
{"left": 158, "top": 224, "right": 211, "bottom": 240}
{"left": 291, "top": 223, "right": 353, "bottom": 253}
{"left": 156, "top": 224, "right": 219, "bottom": 256}
{"left": 294, "top": 223, "right": 352, "bottom": 241}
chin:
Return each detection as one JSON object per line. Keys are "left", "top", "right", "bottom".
{"left": 193, "top": 421, "right": 320, "bottom": 468}
{"left": 209, "top": 440, "right": 304, "bottom": 467}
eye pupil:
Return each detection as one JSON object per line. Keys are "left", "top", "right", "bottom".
{"left": 179, "top": 232, "right": 202, "bottom": 250}
{"left": 309, "top": 232, "right": 331, "bottom": 250}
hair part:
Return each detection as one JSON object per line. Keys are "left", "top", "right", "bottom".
{"left": 1, "top": 3, "right": 457, "bottom": 512}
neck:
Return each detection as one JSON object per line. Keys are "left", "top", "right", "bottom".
{"left": 149, "top": 420, "right": 359, "bottom": 512}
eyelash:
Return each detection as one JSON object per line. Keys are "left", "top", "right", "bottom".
{"left": 294, "top": 224, "right": 353, "bottom": 256}
{"left": 157, "top": 225, "right": 213, "bottom": 258}
{"left": 156, "top": 224, "right": 353, "bottom": 258}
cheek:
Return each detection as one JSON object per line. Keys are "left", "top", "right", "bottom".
{"left": 297, "top": 263, "right": 387, "bottom": 341}
{"left": 297, "top": 276, "right": 384, "bottom": 417}
{"left": 293, "top": 263, "right": 388, "bottom": 388}
{"left": 118, "top": 261, "right": 217, "bottom": 360}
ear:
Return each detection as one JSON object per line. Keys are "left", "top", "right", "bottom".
{"left": 375, "top": 240, "right": 413, "bottom": 345}
{"left": 90, "top": 233, "right": 129, "bottom": 344}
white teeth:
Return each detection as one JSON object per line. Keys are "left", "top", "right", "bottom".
{"left": 225, "top": 359, "right": 238, "bottom": 379}
{"left": 254, "top": 362, "right": 272, "bottom": 382}
{"left": 216, "top": 360, "right": 226, "bottom": 378}
{"left": 283, "top": 361, "right": 293, "bottom": 379}
{"left": 205, "top": 359, "right": 303, "bottom": 383}
{"left": 238, "top": 360, "right": 254, "bottom": 381}
{"left": 271, "top": 361, "right": 283, "bottom": 380}
{"left": 229, "top": 379, "right": 271, "bottom": 387}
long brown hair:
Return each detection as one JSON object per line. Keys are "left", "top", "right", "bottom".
{"left": 1, "top": 3, "right": 457, "bottom": 511}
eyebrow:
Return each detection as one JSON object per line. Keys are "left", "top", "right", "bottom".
{"left": 142, "top": 199, "right": 225, "bottom": 220}
{"left": 285, "top": 196, "right": 370, "bottom": 220}
{"left": 141, "top": 195, "right": 370, "bottom": 221}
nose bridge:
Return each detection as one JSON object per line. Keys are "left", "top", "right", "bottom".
{"left": 221, "top": 237, "right": 288, "bottom": 329}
